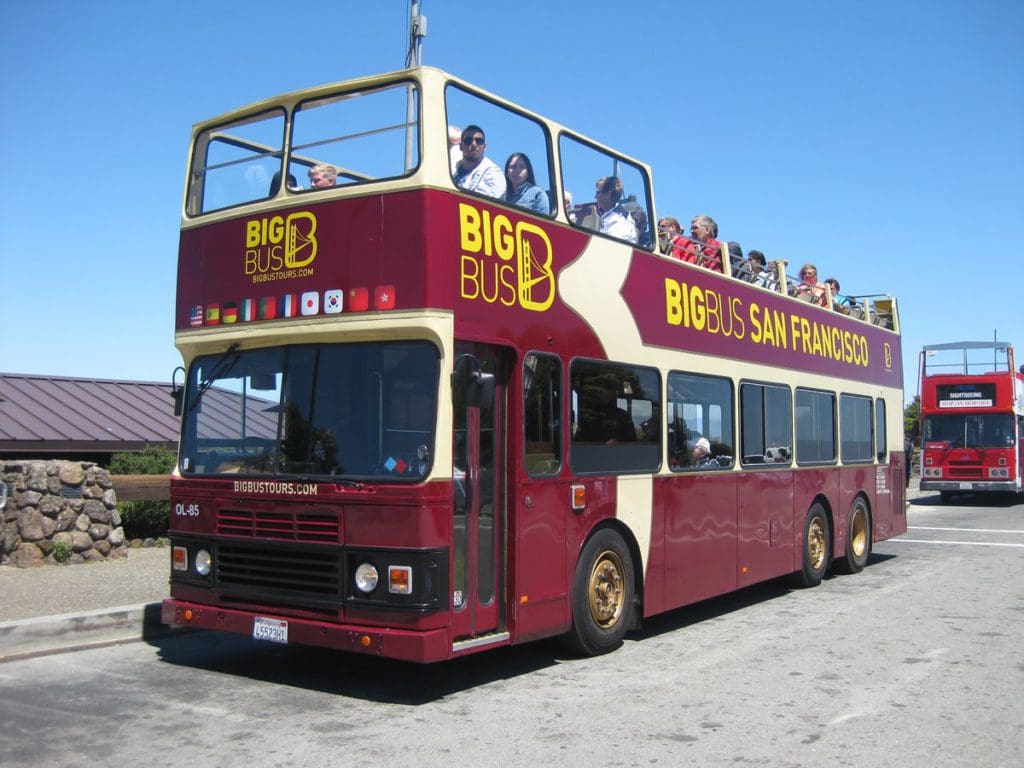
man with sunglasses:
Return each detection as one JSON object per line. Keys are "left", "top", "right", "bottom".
{"left": 453, "top": 124, "right": 506, "bottom": 199}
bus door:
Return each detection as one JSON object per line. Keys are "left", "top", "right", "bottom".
{"left": 451, "top": 343, "right": 506, "bottom": 642}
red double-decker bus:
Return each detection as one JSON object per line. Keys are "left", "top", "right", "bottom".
{"left": 161, "top": 66, "right": 906, "bottom": 662}
{"left": 918, "top": 341, "right": 1024, "bottom": 502}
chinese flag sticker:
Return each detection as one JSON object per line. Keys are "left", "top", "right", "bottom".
{"left": 374, "top": 285, "right": 396, "bottom": 310}
{"left": 347, "top": 287, "right": 369, "bottom": 312}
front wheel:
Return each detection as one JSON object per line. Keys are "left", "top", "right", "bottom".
{"left": 564, "top": 528, "right": 634, "bottom": 656}
{"left": 835, "top": 498, "right": 871, "bottom": 574}
{"left": 791, "top": 503, "right": 831, "bottom": 588}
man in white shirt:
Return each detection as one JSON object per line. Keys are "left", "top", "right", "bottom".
{"left": 453, "top": 125, "right": 506, "bottom": 199}
{"left": 594, "top": 176, "right": 637, "bottom": 244}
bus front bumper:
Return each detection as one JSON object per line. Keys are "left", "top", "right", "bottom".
{"left": 919, "top": 480, "right": 1019, "bottom": 493}
{"left": 161, "top": 598, "right": 451, "bottom": 663}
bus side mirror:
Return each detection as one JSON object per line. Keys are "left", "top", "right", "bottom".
{"left": 467, "top": 370, "right": 495, "bottom": 409}
{"left": 170, "top": 366, "right": 185, "bottom": 417}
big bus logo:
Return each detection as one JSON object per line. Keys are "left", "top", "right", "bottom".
{"left": 244, "top": 211, "right": 318, "bottom": 281}
{"left": 458, "top": 203, "right": 555, "bottom": 312}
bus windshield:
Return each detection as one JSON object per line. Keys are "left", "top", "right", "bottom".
{"left": 923, "top": 413, "right": 1015, "bottom": 449}
{"left": 180, "top": 341, "right": 440, "bottom": 480}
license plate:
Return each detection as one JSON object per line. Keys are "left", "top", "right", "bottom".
{"left": 252, "top": 617, "right": 288, "bottom": 644}
{"left": 959, "top": 482, "right": 972, "bottom": 490}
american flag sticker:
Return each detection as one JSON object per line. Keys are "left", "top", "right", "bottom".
{"left": 324, "top": 289, "right": 343, "bottom": 314}
{"left": 190, "top": 305, "right": 203, "bottom": 327}
{"left": 301, "top": 291, "right": 319, "bottom": 316}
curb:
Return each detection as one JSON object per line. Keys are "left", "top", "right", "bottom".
{"left": 0, "top": 602, "right": 180, "bottom": 662}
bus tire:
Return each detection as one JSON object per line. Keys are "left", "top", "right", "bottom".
{"left": 835, "top": 498, "right": 871, "bottom": 574}
{"left": 792, "top": 503, "right": 830, "bottom": 588}
{"left": 564, "top": 528, "right": 634, "bottom": 656}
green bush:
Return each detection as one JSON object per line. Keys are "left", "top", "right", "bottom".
{"left": 53, "top": 540, "right": 72, "bottom": 564}
{"left": 110, "top": 445, "right": 177, "bottom": 540}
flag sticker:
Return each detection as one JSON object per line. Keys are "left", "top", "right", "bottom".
{"left": 348, "top": 287, "right": 369, "bottom": 312}
{"left": 259, "top": 296, "right": 278, "bottom": 320}
{"left": 301, "top": 291, "right": 319, "bottom": 316}
{"left": 324, "top": 289, "right": 343, "bottom": 313}
{"left": 240, "top": 298, "right": 256, "bottom": 322}
{"left": 222, "top": 302, "right": 238, "bottom": 324}
{"left": 280, "top": 293, "right": 298, "bottom": 318}
{"left": 205, "top": 304, "right": 221, "bottom": 325}
{"left": 190, "top": 305, "right": 203, "bottom": 327}
{"left": 374, "top": 285, "right": 396, "bottom": 310}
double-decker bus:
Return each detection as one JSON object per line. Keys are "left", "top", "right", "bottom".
{"left": 162, "top": 66, "right": 906, "bottom": 662}
{"left": 918, "top": 341, "right": 1024, "bottom": 502}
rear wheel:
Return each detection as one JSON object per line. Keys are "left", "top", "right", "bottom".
{"left": 835, "top": 498, "right": 871, "bottom": 574}
{"left": 564, "top": 528, "right": 634, "bottom": 656}
{"left": 792, "top": 503, "right": 830, "bottom": 588}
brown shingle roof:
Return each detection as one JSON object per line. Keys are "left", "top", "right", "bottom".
{"left": 0, "top": 373, "right": 180, "bottom": 454}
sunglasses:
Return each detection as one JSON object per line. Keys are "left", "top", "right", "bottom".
{"left": 463, "top": 137, "right": 485, "bottom": 146}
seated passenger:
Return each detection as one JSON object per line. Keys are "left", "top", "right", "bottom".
{"left": 268, "top": 171, "right": 299, "bottom": 196}
{"left": 308, "top": 163, "right": 337, "bottom": 188}
{"left": 727, "top": 242, "right": 745, "bottom": 278}
{"left": 690, "top": 437, "right": 718, "bottom": 469}
{"left": 453, "top": 125, "right": 506, "bottom": 199}
{"left": 657, "top": 217, "right": 686, "bottom": 256}
{"left": 793, "top": 263, "right": 828, "bottom": 306}
{"left": 630, "top": 206, "right": 652, "bottom": 248}
{"left": 824, "top": 278, "right": 853, "bottom": 314}
{"left": 503, "top": 152, "right": 549, "bottom": 214}
{"left": 574, "top": 381, "right": 637, "bottom": 444}
{"left": 594, "top": 176, "right": 638, "bottom": 244}
{"left": 564, "top": 191, "right": 577, "bottom": 223}
{"left": 673, "top": 215, "right": 724, "bottom": 272}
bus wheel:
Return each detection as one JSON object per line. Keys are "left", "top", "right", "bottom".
{"left": 564, "top": 528, "right": 634, "bottom": 656}
{"left": 835, "top": 499, "right": 871, "bottom": 574}
{"left": 792, "top": 503, "right": 830, "bottom": 588}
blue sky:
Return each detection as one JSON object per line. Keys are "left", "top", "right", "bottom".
{"left": 1, "top": 0, "right": 1021, "bottom": 404}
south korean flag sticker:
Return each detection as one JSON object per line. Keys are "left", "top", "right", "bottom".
{"left": 324, "top": 289, "right": 343, "bottom": 314}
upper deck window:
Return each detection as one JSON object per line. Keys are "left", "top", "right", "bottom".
{"left": 187, "top": 108, "right": 286, "bottom": 215}
{"left": 559, "top": 134, "right": 652, "bottom": 249}
{"left": 445, "top": 84, "right": 554, "bottom": 217}
{"left": 289, "top": 82, "right": 420, "bottom": 192}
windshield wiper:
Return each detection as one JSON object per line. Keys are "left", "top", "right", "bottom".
{"left": 188, "top": 343, "right": 241, "bottom": 412}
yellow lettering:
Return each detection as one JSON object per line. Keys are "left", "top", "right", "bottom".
{"left": 246, "top": 221, "right": 260, "bottom": 248}
{"left": 494, "top": 215, "right": 514, "bottom": 261}
{"left": 459, "top": 203, "right": 483, "bottom": 253}
{"left": 460, "top": 254, "right": 481, "bottom": 299}
{"left": 666, "top": 279, "right": 683, "bottom": 325}
{"left": 690, "top": 286, "right": 706, "bottom": 331}
{"left": 750, "top": 304, "right": 763, "bottom": 343}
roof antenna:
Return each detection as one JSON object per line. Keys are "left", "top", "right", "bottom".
{"left": 406, "top": 1, "right": 427, "bottom": 68}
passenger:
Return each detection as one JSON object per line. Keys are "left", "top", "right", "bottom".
{"left": 727, "top": 242, "right": 745, "bottom": 278}
{"left": 745, "top": 250, "right": 770, "bottom": 286}
{"left": 448, "top": 125, "right": 462, "bottom": 174}
{"left": 690, "top": 437, "right": 718, "bottom": 468}
{"left": 308, "top": 164, "right": 337, "bottom": 188}
{"left": 594, "top": 176, "right": 638, "bottom": 244}
{"left": 674, "top": 215, "right": 724, "bottom": 271}
{"left": 453, "top": 125, "right": 506, "bottom": 199}
{"left": 575, "top": 378, "right": 636, "bottom": 444}
{"left": 631, "top": 207, "right": 652, "bottom": 248}
{"left": 268, "top": 171, "right": 298, "bottom": 196}
{"left": 503, "top": 152, "right": 549, "bottom": 214}
{"left": 794, "top": 263, "right": 828, "bottom": 306}
{"left": 564, "top": 191, "right": 577, "bottom": 223}
{"left": 657, "top": 217, "right": 684, "bottom": 256}
{"left": 824, "top": 277, "right": 851, "bottom": 314}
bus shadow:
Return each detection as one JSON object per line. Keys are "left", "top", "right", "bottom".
{"left": 912, "top": 491, "right": 1022, "bottom": 507}
{"left": 149, "top": 628, "right": 565, "bottom": 704}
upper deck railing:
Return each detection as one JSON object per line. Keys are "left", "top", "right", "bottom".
{"left": 920, "top": 341, "right": 1015, "bottom": 377}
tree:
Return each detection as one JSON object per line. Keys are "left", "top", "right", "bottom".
{"left": 109, "top": 445, "right": 176, "bottom": 540}
{"left": 904, "top": 396, "right": 921, "bottom": 444}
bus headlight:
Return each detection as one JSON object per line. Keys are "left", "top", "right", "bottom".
{"left": 194, "top": 549, "right": 212, "bottom": 576}
{"left": 354, "top": 562, "right": 379, "bottom": 593}
{"left": 988, "top": 467, "right": 1008, "bottom": 478}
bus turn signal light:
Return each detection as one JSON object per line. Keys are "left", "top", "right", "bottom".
{"left": 571, "top": 484, "right": 586, "bottom": 511}
{"left": 389, "top": 565, "right": 413, "bottom": 594}
{"left": 172, "top": 546, "right": 188, "bottom": 571}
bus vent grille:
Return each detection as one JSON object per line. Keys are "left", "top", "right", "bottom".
{"left": 949, "top": 467, "right": 983, "bottom": 479}
{"left": 217, "top": 508, "right": 339, "bottom": 543}
{"left": 216, "top": 543, "right": 342, "bottom": 605}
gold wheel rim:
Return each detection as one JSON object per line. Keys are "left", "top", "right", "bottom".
{"left": 808, "top": 517, "right": 826, "bottom": 571}
{"left": 850, "top": 507, "right": 868, "bottom": 558}
{"left": 588, "top": 549, "right": 625, "bottom": 628}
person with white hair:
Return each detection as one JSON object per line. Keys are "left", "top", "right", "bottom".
{"left": 691, "top": 437, "right": 717, "bottom": 468}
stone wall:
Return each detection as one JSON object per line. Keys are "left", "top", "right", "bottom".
{"left": 1, "top": 460, "right": 128, "bottom": 568}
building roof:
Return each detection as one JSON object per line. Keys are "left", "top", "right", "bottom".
{"left": 0, "top": 373, "right": 180, "bottom": 455}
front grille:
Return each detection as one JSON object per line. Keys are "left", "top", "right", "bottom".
{"left": 949, "top": 467, "right": 982, "bottom": 479}
{"left": 217, "top": 508, "right": 339, "bottom": 543}
{"left": 216, "top": 542, "right": 342, "bottom": 607}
